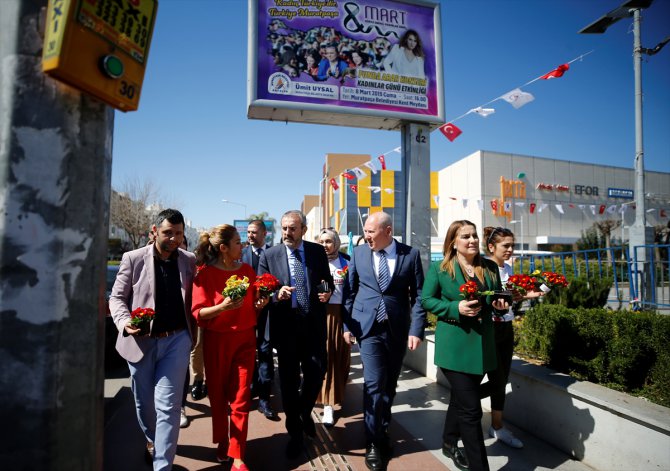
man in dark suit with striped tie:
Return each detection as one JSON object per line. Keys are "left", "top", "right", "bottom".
{"left": 343, "top": 211, "right": 426, "bottom": 471}
{"left": 241, "top": 219, "right": 277, "bottom": 420}
{"left": 258, "top": 210, "right": 334, "bottom": 459}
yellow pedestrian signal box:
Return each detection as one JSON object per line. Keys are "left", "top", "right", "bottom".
{"left": 42, "top": 0, "right": 158, "bottom": 112}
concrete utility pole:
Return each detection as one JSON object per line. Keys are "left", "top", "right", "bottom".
{"left": 0, "top": 0, "right": 113, "bottom": 469}
{"left": 401, "top": 122, "right": 431, "bottom": 270}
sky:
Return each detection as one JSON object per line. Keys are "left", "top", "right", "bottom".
{"left": 112, "top": 0, "right": 670, "bottom": 231}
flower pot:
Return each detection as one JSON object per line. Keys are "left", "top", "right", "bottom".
{"left": 137, "top": 323, "right": 150, "bottom": 336}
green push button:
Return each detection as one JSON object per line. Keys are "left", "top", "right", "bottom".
{"left": 101, "top": 55, "right": 124, "bottom": 79}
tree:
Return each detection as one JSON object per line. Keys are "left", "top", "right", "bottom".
{"left": 247, "top": 211, "right": 277, "bottom": 246}
{"left": 110, "top": 177, "right": 163, "bottom": 250}
{"left": 595, "top": 219, "right": 621, "bottom": 261}
{"left": 576, "top": 226, "right": 602, "bottom": 251}
{"left": 248, "top": 211, "right": 269, "bottom": 221}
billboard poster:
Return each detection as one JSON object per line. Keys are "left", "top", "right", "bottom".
{"left": 249, "top": 0, "right": 443, "bottom": 129}
{"left": 234, "top": 219, "right": 276, "bottom": 246}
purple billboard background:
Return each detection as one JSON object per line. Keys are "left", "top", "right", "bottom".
{"left": 255, "top": 0, "right": 439, "bottom": 117}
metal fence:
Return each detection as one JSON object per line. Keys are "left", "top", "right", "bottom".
{"left": 510, "top": 244, "right": 670, "bottom": 310}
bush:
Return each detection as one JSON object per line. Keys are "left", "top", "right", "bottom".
{"left": 515, "top": 304, "right": 670, "bottom": 408}
{"left": 542, "top": 276, "right": 613, "bottom": 308}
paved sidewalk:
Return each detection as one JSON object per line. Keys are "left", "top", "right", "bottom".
{"left": 104, "top": 348, "right": 595, "bottom": 470}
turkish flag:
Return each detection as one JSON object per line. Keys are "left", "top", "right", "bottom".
{"left": 341, "top": 172, "right": 354, "bottom": 180}
{"left": 490, "top": 200, "right": 498, "bottom": 212}
{"left": 350, "top": 184, "right": 358, "bottom": 194}
{"left": 329, "top": 178, "right": 339, "bottom": 191}
{"left": 541, "top": 63, "right": 569, "bottom": 79}
{"left": 378, "top": 155, "right": 386, "bottom": 170}
{"left": 599, "top": 204, "right": 606, "bottom": 214}
{"left": 530, "top": 203, "right": 536, "bottom": 214}
{"left": 439, "top": 122, "right": 462, "bottom": 142}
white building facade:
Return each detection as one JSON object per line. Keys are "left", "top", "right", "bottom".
{"left": 437, "top": 151, "right": 670, "bottom": 251}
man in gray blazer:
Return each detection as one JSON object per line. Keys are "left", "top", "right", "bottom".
{"left": 109, "top": 209, "right": 196, "bottom": 470}
{"left": 258, "top": 210, "right": 334, "bottom": 459}
{"left": 343, "top": 211, "right": 426, "bottom": 471}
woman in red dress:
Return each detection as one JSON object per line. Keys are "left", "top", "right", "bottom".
{"left": 192, "top": 224, "right": 268, "bottom": 471}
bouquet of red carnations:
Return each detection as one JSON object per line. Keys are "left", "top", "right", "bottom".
{"left": 253, "top": 273, "right": 281, "bottom": 298}
{"left": 222, "top": 275, "right": 250, "bottom": 301}
{"left": 130, "top": 307, "right": 155, "bottom": 335}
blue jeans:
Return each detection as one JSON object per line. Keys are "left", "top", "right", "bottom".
{"left": 127, "top": 330, "right": 191, "bottom": 471}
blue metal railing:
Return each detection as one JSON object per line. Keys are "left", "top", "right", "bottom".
{"left": 510, "top": 245, "right": 669, "bottom": 309}
{"left": 431, "top": 244, "right": 669, "bottom": 309}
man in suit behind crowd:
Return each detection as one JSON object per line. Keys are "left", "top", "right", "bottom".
{"left": 109, "top": 209, "right": 196, "bottom": 470}
{"left": 258, "top": 210, "right": 334, "bottom": 459}
{"left": 241, "top": 219, "right": 277, "bottom": 420}
{"left": 343, "top": 211, "right": 426, "bottom": 471}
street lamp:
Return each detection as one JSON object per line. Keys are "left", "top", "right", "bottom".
{"left": 221, "top": 199, "right": 247, "bottom": 218}
{"left": 510, "top": 216, "right": 524, "bottom": 254}
{"left": 580, "top": 0, "right": 667, "bottom": 306}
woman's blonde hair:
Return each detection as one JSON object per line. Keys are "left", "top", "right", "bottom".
{"left": 195, "top": 224, "right": 238, "bottom": 266}
{"left": 439, "top": 220, "right": 494, "bottom": 283}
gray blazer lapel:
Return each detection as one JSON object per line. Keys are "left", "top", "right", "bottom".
{"left": 143, "top": 247, "right": 156, "bottom": 297}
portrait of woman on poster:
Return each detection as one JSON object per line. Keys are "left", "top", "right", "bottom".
{"left": 304, "top": 50, "right": 321, "bottom": 79}
{"left": 383, "top": 29, "right": 426, "bottom": 78}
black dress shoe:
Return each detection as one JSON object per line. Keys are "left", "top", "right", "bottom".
{"left": 258, "top": 400, "right": 277, "bottom": 420}
{"left": 191, "top": 380, "right": 207, "bottom": 400}
{"left": 285, "top": 436, "right": 304, "bottom": 459}
{"left": 302, "top": 415, "right": 316, "bottom": 438}
{"left": 442, "top": 442, "right": 469, "bottom": 470}
{"left": 365, "top": 444, "right": 386, "bottom": 471}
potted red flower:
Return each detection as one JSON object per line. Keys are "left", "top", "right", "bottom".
{"left": 506, "top": 274, "right": 537, "bottom": 296}
{"left": 253, "top": 273, "right": 281, "bottom": 299}
{"left": 459, "top": 280, "right": 494, "bottom": 309}
{"left": 531, "top": 270, "right": 569, "bottom": 292}
{"left": 129, "top": 307, "right": 155, "bottom": 336}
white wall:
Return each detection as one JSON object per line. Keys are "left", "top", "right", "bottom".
{"left": 437, "top": 150, "right": 670, "bottom": 249}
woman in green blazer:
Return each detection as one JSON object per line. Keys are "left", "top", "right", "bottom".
{"left": 421, "top": 220, "right": 509, "bottom": 471}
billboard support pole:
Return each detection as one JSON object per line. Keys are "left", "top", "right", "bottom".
{"left": 402, "top": 122, "right": 431, "bottom": 270}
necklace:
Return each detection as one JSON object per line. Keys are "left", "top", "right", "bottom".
{"left": 459, "top": 261, "right": 474, "bottom": 277}
{"left": 457, "top": 256, "right": 475, "bottom": 277}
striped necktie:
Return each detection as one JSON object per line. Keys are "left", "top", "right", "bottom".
{"left": 292, "top": 250, "right": 309, "bottom": 314}
{"left": 376, "top": 249, "right": 390, "bottom": 323}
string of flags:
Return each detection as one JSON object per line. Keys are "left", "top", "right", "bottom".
{"left": 322, "top": 147, "right": 668, "bottom": 218}
{"left": 438, "top": 51, "right": 593, "bottom": 142}
{"left": 435, "top": 195, "right": 668, "bottom": 218}
{"left": 328, "top": 146, "right": 400, "bottom": 192}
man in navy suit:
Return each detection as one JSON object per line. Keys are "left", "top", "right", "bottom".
{"left": 241, "top": 219, "right": 277, "bottom": 420}
{"left": 258, "top": 210, "right": 334, "bottom": 458}
{"left": 343, "top": 211, "right": 426, "bottom": 471}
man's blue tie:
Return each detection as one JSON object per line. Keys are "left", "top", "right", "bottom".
{"left": 292, "top": 250, "right": 309, "bottom": 314}
{"left": 376, "top": 249, "right": 390, "bottom": 323}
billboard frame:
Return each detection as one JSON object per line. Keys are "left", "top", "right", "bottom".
{"left": 247, "top": 0, "right": 444, "bottom": 131}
